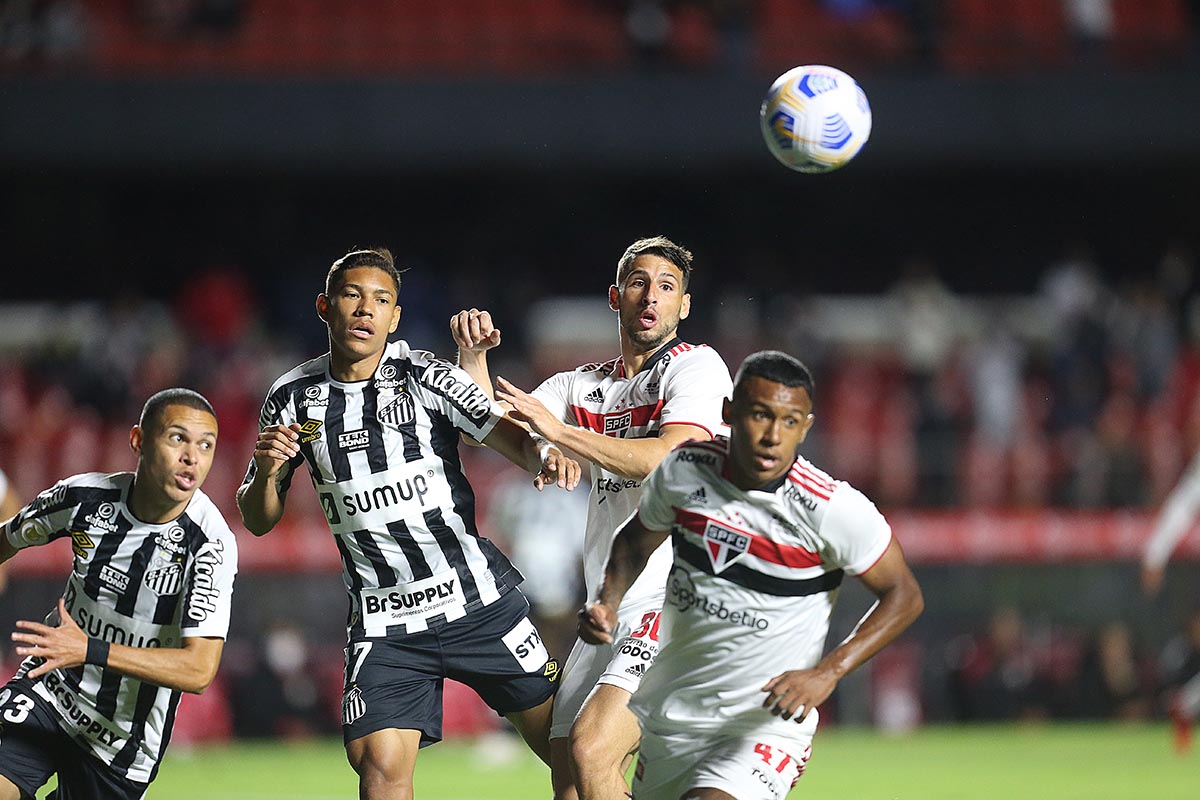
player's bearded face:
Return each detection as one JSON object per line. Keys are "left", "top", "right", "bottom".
{"left": 320, "top": 266, "right": 402, "bottom": 360}
{"left": 134, "top": 405, "right": 218, "bottom": 510}
{"left": 724, "top": 377, "right": 814, "bottom": 488}
{"left": 613, "top": 255, "right": 691, "bottom": 351}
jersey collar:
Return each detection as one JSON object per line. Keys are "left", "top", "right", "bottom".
{"left": 617, "top": 337, "right": 681, "bottom": 379}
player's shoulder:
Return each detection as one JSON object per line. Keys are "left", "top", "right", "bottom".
{"left": 263, "top": 354, "right": 330, "bottom": 408}
{"left": 662, "top": 437, "right": 728, "bottom": 475}
{"left": 183, "top": 489, "right": 239, "bottom": 544}
{"left": 787, "top": 456, "right": 883, "bottom": 525}
{"left": 662, "top": 341, "right": 731, "bottom": 375}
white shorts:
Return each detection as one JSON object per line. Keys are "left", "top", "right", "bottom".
{"left": 633, "top": 728, "right": 813, "bottom": 800}
{"left": 549, "top": 596, "right": 664, "bottom": 740}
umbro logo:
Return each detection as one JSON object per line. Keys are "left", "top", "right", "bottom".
{"left": 687, "top": 487, "right": 707, "bottom": 505}
{"left": 583, "top": 387, "right": 604, "bottom": 404}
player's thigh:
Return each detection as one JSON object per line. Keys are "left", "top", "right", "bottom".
{"left": 571, "top": 683, "right": 640, "bottom": 766}
{"left": 345, "top": 727, "right": 422, "bottom": 783}
{"left": 550, "top": 637, "right": 608, "bottom": 740}
{"left": 685, "top": 735, "right": 812, "bottom": 800}
{"left": 445, "top": 590, "right": 560, "bottom": 718}
{"left": 341, "top": 636, "right": 445, "bottom": 748}
{"left": 0, "top": 683, "right": 61, "bottom": 800}
{"left": 678, "top": 789, "right": 737, "bottom": 800}
{"left": 505, "top": 693, "right": 554, "bottom": 765}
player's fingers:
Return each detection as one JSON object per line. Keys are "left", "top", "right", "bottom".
{"left": 13, "top": 621, "right": 50, "bottom": 636}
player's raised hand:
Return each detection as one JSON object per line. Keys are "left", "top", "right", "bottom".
{"left": 450, "top": 308, "right": 501, "bottom": 352}
{"left": 253, "top": 423, "right": 302, "bottom": 476}
{"left": 533, "top": 445, "right": 581, "bottom": 492}
{"left": 578, "top": 600, "right": 617, "bottom": 645}
{"left": 12, "top": 597, "right": 87, "bottom": 679}
{"left": 496, "top": 376, "right": 565, "bottom": 441}
{"left": 761, "top": 667, "right": 838, "bottom": 724}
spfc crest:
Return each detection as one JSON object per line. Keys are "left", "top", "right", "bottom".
{"left": 703, "top": 521, "right": 750, "bottom": 573}
{"left": 377, "top": 392, "right": 415, "bottom": 429}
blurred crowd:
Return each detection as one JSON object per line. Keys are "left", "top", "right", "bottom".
{"left": 2, "top": 0, "right": 1198, "bottom": 76}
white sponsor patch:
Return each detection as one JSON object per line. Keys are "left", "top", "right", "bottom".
{"left": 502, "top": 617, "right": 549, "bottom": 672}
{"left": 359, "top": 569, "right": 466, "bottom": 630}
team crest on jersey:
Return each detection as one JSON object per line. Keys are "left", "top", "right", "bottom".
{"left": 144, "top": 559, "right": 184, "bottom": 596}
{"left": 298, "top": 419, "right": 324, "bottom": 443}
{"left": 703, "top": 521, "right": 750, "bottom": 573}
{"left": 70, "top": 530, "right": 95, "bottom": 559}
{"left": 604, "top": 411, "right": 631, "bottom": 436}
{"left": 377, "top": 391, "right": 416, "bottom": 429}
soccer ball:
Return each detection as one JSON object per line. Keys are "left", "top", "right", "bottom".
{"left": 759, "top": 65, "right": 872, "bottom": 173}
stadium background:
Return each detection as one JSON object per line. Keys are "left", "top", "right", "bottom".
{"left": 1, "top": 0, "right": 1199, "bottom": 791}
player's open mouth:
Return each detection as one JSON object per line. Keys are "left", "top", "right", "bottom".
{"left": 637, "top": 310, "right": 658, "bottom": 329}
{"left": 754, "top": 453, "right": 779, "bottom": 469}
{"left": 175, "top": 472, "right": 196, "bottom": 490}
{"left": 350, "top": 323, "right": 375, "bottom": 339}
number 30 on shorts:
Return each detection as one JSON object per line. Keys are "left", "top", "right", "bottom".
{"left": 630, "top": 611, "right": 661, "bottom": 641}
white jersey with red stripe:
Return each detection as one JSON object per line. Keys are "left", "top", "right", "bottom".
{"left": 531, "top": 338, "right": 732, "bottom": 608}
{"left": 628, "top": 437, "right": 892, "bottom": 741}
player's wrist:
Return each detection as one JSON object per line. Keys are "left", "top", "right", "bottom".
{"left": 86, "top": 637, "right": 110, "bottom": 667}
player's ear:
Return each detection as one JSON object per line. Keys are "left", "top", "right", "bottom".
{"left": 722, "top": 397, "right": 732, "bottom": 426}
{"left": 679, "top": 292, "right": 691, "bottom": 321}
{"left": 129, "top": 425, "right": 144, "bottom": 458}
{"left": 798, "top": 412, "right": 815, "bottom": 444}
{"left": 608, "top": 285, "right": 620, "bottom": 311}
{"left": 315, "top": 293, "right": 330, "bottom": 323}
{"left": 388, "top": 304, "right": 402, "bottom": 334}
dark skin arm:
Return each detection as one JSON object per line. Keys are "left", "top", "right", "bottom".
{"left": 578, "top": 513, "right": 670, "bottom": 644}
{"left": 761, "top": 537, "right": 924, "bottom": 722}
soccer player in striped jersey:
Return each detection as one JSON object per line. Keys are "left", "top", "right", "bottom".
{"left": 580, "top": 351, "right": 924, "bottom": 800}
{"left": 237, "top": 247, "right": 581, "bottom": 800}
{"left": 0, "top": 388, "right": 238, "bottom": 800}
{"left": 452, "top": 236, "right": 732, "bottom": 800}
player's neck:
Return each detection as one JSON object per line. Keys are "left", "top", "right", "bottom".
{"left": 329, "top": 344, "right": 385, "bottom": 382}
{"left": 618, "top": 332, "right": 675, "bottom": 377}
{"left": 128, "top": 476, "right": 189, "bottom": 524}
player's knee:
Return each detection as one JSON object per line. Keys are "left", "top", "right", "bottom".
{"left": 569, "top": 726, "right": 621, "bottom": 775}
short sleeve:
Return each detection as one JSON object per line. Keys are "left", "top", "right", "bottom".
{"left": 660, "top": 349, "right": 733, "bottom": 439}
{"left": 4, "top": 480, "right": 76, "bottom": 552}
{"left": 819, "top": 484, "right": 893, "bottom": 576}
{"left": 181, "top": 531, "right": 239, "bottom": 639}
{"left": 414, "top": 358, "right": 506, "bottom": 440}
{"left": 636, "top": 458, "right": 678, "bottom": 533}
{"left": 240, "top": 388, "right": 302, "bottom": 493}
{"left": 530, "top": 371, "right": 575, "bottom": 425}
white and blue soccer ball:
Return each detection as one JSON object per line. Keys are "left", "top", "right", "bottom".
{"left": 759, "top": 65, "right": 872, "bottom": 173}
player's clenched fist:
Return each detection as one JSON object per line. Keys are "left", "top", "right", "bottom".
{"left": 253, "top": 423, "right": 303, "bottom": 475}
{"left": 761, "top": 667, "right": 838, "bottom": 723}
{"left": 450, "top": 308, "right": 501, "bottom": 352}
{"left": 578, "top": 600, "right": 617, "bottom": 645}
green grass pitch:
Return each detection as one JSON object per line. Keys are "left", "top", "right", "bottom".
{"left": 58, "top": 723, "right": 1195, "bottom": 799}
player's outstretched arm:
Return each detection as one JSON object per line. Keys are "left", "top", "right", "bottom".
{"left": 496, "top": 376, "right": 708, "bottom": 480}
{"left": 761, "top": 538, "right": 923, "bottom": 723}
{"left": 12, "top": 598, "right": 225, "bottom": 694}
{"left": 580, "top": 513, "right": 670, "bottom": 645}
{"left": 236, "top": 423, "right": 303, "bottom": 536}
{"left": 482, "top": 418, "right": 581, "bottom": 492}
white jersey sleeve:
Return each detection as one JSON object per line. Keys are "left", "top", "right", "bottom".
{"left": 659, "top": 347, "right": 732, "bottom": 438}
{"left": 4, "top": 478, "right": 79, "bottom": 552}
{"left": 531, "top": 370, "right": 575, "bottom": 425}
{"left": 819, "top": 484, "right": 893, "bottom": 576}
{"left": 635, "top": 456, "right": 679, "bottom": 533}
{"left": 179, "top": 495, "right": 239, "bottom": 640}
{"left": 410, "top": 352, "right": 507, "bottom": 441}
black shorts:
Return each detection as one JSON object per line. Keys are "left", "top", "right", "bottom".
{"left": 341, "top": 588, "right": 560, "bottom": 746}
{"left": 0, "top": 680, "right": 149, "bottom": 800}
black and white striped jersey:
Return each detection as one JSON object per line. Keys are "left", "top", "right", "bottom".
{"left": 1, "top": 472, "right": 238, "bottom": 784}
{"left": 243, "top": 339, "right": 523, "bottom": 639}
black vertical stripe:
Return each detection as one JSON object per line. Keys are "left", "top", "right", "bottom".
{"left": 335, "top": 535, "right": 365, "bottom": 636}
{"left": 353, "top": 530, "right": 397, "bottom": 588}
{"left": 427, "top": 410, "right": 517, "bottom": 591}
{"left": 325, "top": 386, "right": 352, "bottom": 482}
{"left": 148, "top": 692, "right": 182, "bottom": 783}
{"left": 82, "top": 508, "right": 133, "bottom": 603}
{"left": 95, "top": 529, "right": 157, "bottom": 720}
{"left": 422, "top": 507, "right": 480, "bottom": 606}
{"left": 167, "top": 516, "right": 207, "bottom": 627}
{"left": 111, "top": 681, "right": 166, "bottom": 772}
{"left": 387, "top": 519, "right": 432, "bottom": 580}
{"left": 360, "top": 382, "right": 392, "bottom": 474}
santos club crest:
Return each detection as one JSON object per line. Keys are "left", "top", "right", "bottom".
{"left": 703, "top": 521, "right": 750, "bottom": 573}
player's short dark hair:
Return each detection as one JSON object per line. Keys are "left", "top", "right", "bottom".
{"left": 325, "top": 246, "right": 402, "bottom": 296}
{"left": 615, "top": 236, "right": 694, "bottom": 290}
{"left": 139, "top": 388, "right": 217, "bottom": 433}
{"left": 733, "top": 351, "right": 815, "bottom": 407}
